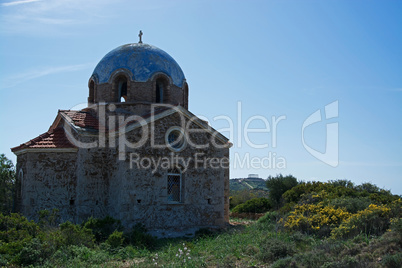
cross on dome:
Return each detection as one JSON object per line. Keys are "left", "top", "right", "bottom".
{"left": 138, "top": 30, "right": 143, "bottom": 43}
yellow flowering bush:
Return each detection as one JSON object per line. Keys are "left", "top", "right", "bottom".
{"left": 331, "top": 204, "right": 391, "bottom": 239}
{"left": 283, "top": 203, "right": 351, "bottom": 235}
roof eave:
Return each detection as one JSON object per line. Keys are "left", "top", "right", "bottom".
{"left": 12, "top": 147, "right": 78, "bottom": 156}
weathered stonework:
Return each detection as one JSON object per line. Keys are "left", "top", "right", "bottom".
{"left": 12, "top": 41, "right": 230, "bottom": 237}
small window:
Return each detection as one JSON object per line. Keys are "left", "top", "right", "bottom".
{"left": 156, "top": 81, "right": 163, "bottom": 103}
{"left": 118, "top": 80, "right": 127, "bottom": 102}
{"left": 114, "top": 75, "right": 128, "bottom": 102}
{"left": 155, "top": 77, "right": 168, "bottom": 103}
{"left": 167, "top": 168, "right": 182, "bottom": 203}
{"left": 165, "top": 127, "right": 186, "bottom": 152}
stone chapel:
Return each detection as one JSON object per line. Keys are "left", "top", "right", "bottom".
{"left": 11, "top": 35, "right": 231, "bottom": 236}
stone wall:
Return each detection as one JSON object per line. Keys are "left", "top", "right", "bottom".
{"left": 16, "top": 152, "right": 78, "bottom": 223}
{"left": 16, "top": 110, "right": 229, "bottom": 235}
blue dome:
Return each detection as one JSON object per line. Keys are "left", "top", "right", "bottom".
{"left": 92, "top": 43, "right": 185, "bottom": 87}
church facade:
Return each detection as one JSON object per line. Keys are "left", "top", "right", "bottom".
{"left": 11, "top": 38, "right": 231, "bottom": 236}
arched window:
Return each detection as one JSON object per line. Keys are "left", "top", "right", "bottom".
{"left": 155, "top": 77, "right": 168, "bottom": 103}
{"left": 88, "top": 80, "right": 95, "bottom": 104}
{"left": 118, "top": 79, "right": 127, "bottom": 102}
{"left": 115, "top": 76, "right": 127, "bottom": 102}
{"left": 167, "top": 167, "right": 182, "bottom": 203}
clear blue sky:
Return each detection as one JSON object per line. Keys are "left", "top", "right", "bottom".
{"left": 1, "top": 0, "right": 401, "bottom": 194}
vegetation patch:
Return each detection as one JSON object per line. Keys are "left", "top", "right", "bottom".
{"left": 232, "top": 197, "right": 272, "bottom": 213}
{"left": 1, "top": 161, "right": 401, "bottom": 267}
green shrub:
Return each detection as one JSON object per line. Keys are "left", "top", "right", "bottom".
{"left": 38, "top": 209, "right": 60, "bottom": 228}
{"left": 0, "top": 254, "right": 7, "bottom": 266}
{"left": 329, "top": 197, "right": 372, "bottom": 214}
{"left": 232, "top": 197, "right": 271, "bottom": 213}
{"left": 328, "top": 180, "right": 355, "bottom": 189}
{"left": 289, "top": 232, "right": 315, "bottom": 250}
{"left": 229, "top": 189, "right": 268, "bottom": 209}
{"left": 0, "top": 154, "right": 15, "bottom": 215}
{"left": 0, "top": 213, "right": 39, "bottom": 262}
{"left": 266, "top": 174, "right": 298, "bottom": 207}
{"left": 388, "top": 198, "right": 402, "bottom": 219}
{"left": 18, "top": 237, "right": 46, "bottom": 265}
{"left": 0, "top": 213, "right": 39, "bottom": 239}
{"left": 258, "top": 237, "right": 295, "bottom": 263}
{"left": 105, "top": 230, "right": 125, "bottom": 249}
{"left": 369, "top": 192, "right": 399, "bottom": 205}
{"left": 82, "top": 216, "right": 122, "bottom": 243}
{"left": 257, "top": 211, "right": 280, "bottom": 224}
{"left": 389, "top": 217, "right": 402, "bottom": 237}
{"left": 58, "top": 221, "right": 94, "bottom": 247}
{"left": 124, "top": 223, "right": 157, "bottom": 249}
{"left": 114, "top": 245, "right": 141, "bottom": 260}
{"left": 35, "top": 226, "right": 66, "bottom": 258}
{"left": 48, "top": 245, "right": 110, "bottom": 266}
{"left": 355, "top": 182, "right": 379, "bottom": 193}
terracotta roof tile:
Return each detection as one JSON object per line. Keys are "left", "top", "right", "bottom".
{"left": 11, "top": 106, "right": 187, "bottom": 153}
{"left": 60, "top": 107, "right": 173, "bottom": 132}
{"left": 11, "top": 127, "right": 76, "bottom": 152}
{"left": 60, "top": 110, "right": 99, "bottom": 130}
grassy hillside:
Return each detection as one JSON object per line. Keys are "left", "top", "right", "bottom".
{"left": 230, "top": 177, "right": 268, "bottom": 191}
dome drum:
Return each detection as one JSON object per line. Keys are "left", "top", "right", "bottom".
{"left": 89, "top": 43, "right": 188, "bottom": 109}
